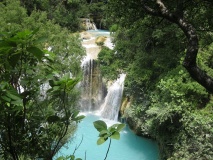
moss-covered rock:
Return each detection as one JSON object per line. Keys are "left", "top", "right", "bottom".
{"left": 95, "top": 36, "right": 106, "bottom": 46}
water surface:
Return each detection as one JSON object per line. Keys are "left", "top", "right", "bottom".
{"left": 55, "top": 114, "right": 159, "bottom": 160}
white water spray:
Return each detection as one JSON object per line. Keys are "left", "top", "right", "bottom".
{"left": 100, "top": 74, "right": 126, "bottom": 121}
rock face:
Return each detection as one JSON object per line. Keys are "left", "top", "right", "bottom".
{"left": 120, "top": 97, "right": 130, "bottom": 115}
{"left": 120, "top": 97, "right": 151, "bottom": 138}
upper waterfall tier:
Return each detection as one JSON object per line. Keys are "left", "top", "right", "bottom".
{"left": 80, "top": 18, "right": 98, "bottom": 30}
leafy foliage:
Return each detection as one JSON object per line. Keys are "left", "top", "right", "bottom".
{"left": 0, "top": 28, "right": 85, "bottom": 159}
{"left": 94, "top": 120, "right": 125, "bottom": 144}
{"left": 97, "top": 0, "right": 213, "bottom": 159}
{"left": 0, "top": 1, "right": 85, "bottom": 158}
{"left": 93, "top": 120, "right": 125, "bottom": 159}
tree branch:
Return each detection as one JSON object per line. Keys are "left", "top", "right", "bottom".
{"left": 141, "top": 0, "right": 213, "bottom": 93}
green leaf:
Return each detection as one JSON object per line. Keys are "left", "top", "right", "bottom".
{"left": 108, "top": 126, "right": 116, "bottom": 133}
{"left": 56, "top": 156, "right": 64, "bottom": 160}
{"left": 27, "top": 46, "right": 43, "bottom": 61}
{"left": 11, "top": 99, "right": 23, "bottom": 106}
{"left": 110, "top": 131, "right": 120, "bottom": 140}
{"left": 72, "top": 110, "right": 80, "bottom": 119}
{"left": 52, "top": 86, "right": 60, "bottom": 91}
{"left": 76, "top": 158, "right": 82, "bottom": 160}
{"left": 16, "top": 30, "right": 32, "bottom": 39}
{"left": 73, "top": 115, "right": 85, "bottom": 122}
{"left": 1, "top": 95, "right": 11, "bottom": 102}
{"left": 5, "top": 91, "right": 21, "bottom": 101}
{"left": 116, "top": 123, "right": 126, "bottom": 132}
{"left": 93, "top": 120, "right": 107, "bottom": 132}
{"left": 97, "top": 137, "right": 106, "bottom": 145}
{"left": 70, "top": 155, "right": 75, "bottom": 160}
{"left": 99, "top": 130, "right": 108, "bottom": 137}
{"left": 66, "top": 79, "right": 79, "bottom": 91}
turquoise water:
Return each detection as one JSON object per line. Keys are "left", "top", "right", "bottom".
{"left": 55, "top": 114, "right": 159, "bottom": 160}
{"left": 87, "top": 30, "right": 110, "bottom": 37}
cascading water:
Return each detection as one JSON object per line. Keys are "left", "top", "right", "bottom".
{"left": 100, "top": 74, "right": 126, "bottom": 121}
{"left": 92, "top": 23, "right": 98, "bottom": 30}
{"left": 79, "top": 56, "right": 107, "bottom": 111}
{"left": 84, "top": 18, "right": 98, "bottom": 30}
{"left": 55, "top": 30, "right": 159, "bottom": 160}
{"left": 79, "top": 30, "right": 124, "bottom": 120}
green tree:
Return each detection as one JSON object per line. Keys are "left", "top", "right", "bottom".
{"left": 19, "top": 0, "right": 87, "bottom": 31}
{"left": 0, "top": 1, "right": 85, "bottom": 159}
{"left": 107, "top": 0, "right": 213, "bottom": 92}
{"left": 0, "top": 29, "right": 85, "bottom": 160}
{"left": 98, "top": 0, "right": 213, "bottom": 159}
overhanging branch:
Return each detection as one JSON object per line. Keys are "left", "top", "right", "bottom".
{"left": 141, "top": 0, "right": 213, "bottom": 93}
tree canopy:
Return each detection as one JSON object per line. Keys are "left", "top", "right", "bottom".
{"left": 0, "top": 0, "right": 85, "bottom": 159}
{"left": 106, "top": 0, "right": 213, "bottom": 92}
{"left": 97, "top": 0, "right": 213, "bottom": 159}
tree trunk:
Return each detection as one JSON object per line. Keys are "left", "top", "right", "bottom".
{"left": 141, "top": 0, "right": 213, "bottom": 93}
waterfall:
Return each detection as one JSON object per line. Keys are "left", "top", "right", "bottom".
{"left": 84, "top": 18, "right": 98, "bottom": 30}
{"left": 100, "top": 74, "right": 126, "bottom": 121}
{"left": 92, "top": 23, "right": 98, "bottom": 30}
{"left": 79, "top": 56, "right": 107, "bottom": 112}
{"left": 80, "top": 30, "right": 125, "bottom": 121}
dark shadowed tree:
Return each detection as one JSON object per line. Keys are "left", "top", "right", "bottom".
{"left": 108, "top": 0, "right": 213, "bottom": 93}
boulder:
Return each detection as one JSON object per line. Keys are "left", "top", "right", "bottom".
{"left": 95, "top": 36, "right": 106, "bottom": 46}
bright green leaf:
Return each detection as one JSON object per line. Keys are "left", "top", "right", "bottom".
{"left": 99, "top": 130, "right": 108, "bottom": 137}
{"left": 1, "top": 95, "right": 11, "bottom": 102}
{"left": 110, "top": 131, "right": 120, "bottom": 140}
{"left": 73, "top": 115, "right": 85, "bottom": 122}
{"left": 16, "top": 30, "right": 32, "bottom": 39}
{"left": 56, "top": 156, "right": 64, "bottom": 160}
{"left": 5, "top": 91, "right": 21, "bottom": 101}
{"left": 93, "top": 120, "right": 107, "bottom": 132}
{"left": 97, "top": 137, "right": 106, "bottom": 145}
{"left": 108, "top": 127, "right": 116, "bottom": 133}
{"left": 116, "top": 123, "right": 126, "bottom": 132}
{"left": 72, "top": 110, "right": 80, "bottom": 119}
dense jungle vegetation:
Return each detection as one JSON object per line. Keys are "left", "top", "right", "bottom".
{"left": 98, "top": 0, "right": 213, "bottom": 159}
{"left": 0, "top": 0, "right": 212, "bottom": 159}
